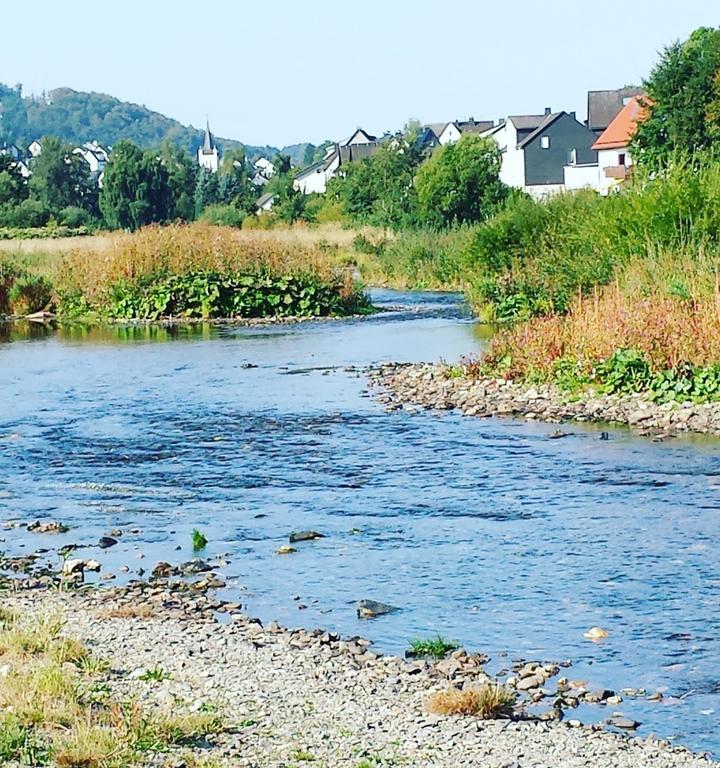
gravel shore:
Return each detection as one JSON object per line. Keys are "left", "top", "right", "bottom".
{"left": 369, "top": 362, "right": 720, "bottom": 438}
{"left": 5, "top": 585, "right": 714, "bottom": 768}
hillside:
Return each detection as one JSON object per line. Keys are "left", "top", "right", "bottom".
{"left": 0, "top": 83, "right": 281, "bottom": 159}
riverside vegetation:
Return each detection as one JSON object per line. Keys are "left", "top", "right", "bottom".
{"left": 0, "top": 224, "right": 371, "bottom": 320}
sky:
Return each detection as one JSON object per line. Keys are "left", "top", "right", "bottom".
{"left": 1, "top": 0, "right": 718, "bottom": 148}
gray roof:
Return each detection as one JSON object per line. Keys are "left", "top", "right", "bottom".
{"left": 509, "top": 114, "right": 549, "bottom": 131}
{"left": 456, "top": 119, "right": 494, "bottom": 135}
{"left": 587, "top": 88, "right": 645, "bottom": 133}
{"left": 425, "top": 122, "right": 449, "bottom": 137}
{"left": 339, "top": 142, "right": 381, "bottom": 164}
{"left": 517, "top": 112, "right": 564, "bottom": 148}
{"left": 256, "top": 192, "right": 275, "bottom": 208}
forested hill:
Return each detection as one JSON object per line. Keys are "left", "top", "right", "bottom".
{"left": 0, "top": 84, "right": 281, "bottom": 159}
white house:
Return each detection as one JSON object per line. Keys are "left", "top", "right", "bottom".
{"left": 73, "top": 141, "right": 109, "bottom": 175}
{"left": 294, "top": 128, "right": 381, "bottom": 195}
{"left": 28, "top": 140, "right": 42, "bottom": 158}
{"left": 484, "top": 109, "right": 598, "bottom": 198}
{"left": 254, "top": 157, "right": 275, "bottom": 179}
{"left": 197, "top": 120, "right": 220, "bottom": 173}
{"left": 591, "top": 96, "right": 648, "bottom": 195}
{"left": 438, "top": 118, "right": 494, "bottom": 145}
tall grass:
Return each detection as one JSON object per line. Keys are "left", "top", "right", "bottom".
{"left": 51, "top": 223, "right": 371, "bottom": 319}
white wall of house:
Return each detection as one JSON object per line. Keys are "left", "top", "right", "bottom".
{"left": 564, "top": 163, "right": 600, "bottom": 192}
{"left": 524, "top": 183, "right": 565, "bottom": 200}
{"left": 294, "top": 168, "right": 327, "bottom": 195}
{"left": 597, "top": 147, "right": 633, "bottom": 195}
{"left": 438, "top": 123, "right": 461, "bottom": 145}
{"left": 344, "top": 129, "right": 374, "bottom": 146}
{"left": 28, "top": 141, "right": 42, "bottom": 157}
{"left": 487, "top": 121, "right": 526, "bottom": 189}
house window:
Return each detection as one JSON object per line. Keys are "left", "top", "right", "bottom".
{"left": 541, "top": 136, "right": 550, "bottom": 150}
{"left": 569, "top": 148, "right": 578, "bottom": 165}
{"left": 618, "top": 152, "right": 627, "bottom": 166}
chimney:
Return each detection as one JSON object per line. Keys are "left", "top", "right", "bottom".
{"left": 570, "top": 111, "right": 576, "bottom": 120}
{"left": 544, "top": 107, "right": 552, "bottom": 116}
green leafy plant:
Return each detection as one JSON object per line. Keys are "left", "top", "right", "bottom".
{"left": 192, "top": 529, "right": 208, "bottom": 551}
{"left": 408, "top": 635, "right": 459, "bottom": 660}
{"left": 138, "top": 666, "right": 171, "bottom": 683}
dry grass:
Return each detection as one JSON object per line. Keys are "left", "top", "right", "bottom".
{"left": 0, "top": 609, "right": 225, "bottom": 767}
{"left": 486, "top": 281, "right": 720, "bottom": 379}
{"left": 426, "top": 684, "right": 516, "bottom": 719}
{"left": 53, "top": 222, "right": 366, "bottom": 311}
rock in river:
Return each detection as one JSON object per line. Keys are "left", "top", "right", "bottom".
{"left": 98, "top": 536, "right": 118, "bottom": 549}
{"left": 28, "top": 520, "right": 68, "bottom": 534}
{"left": 289, "top": 530, "right": 326, "bottom": 544}
{"left": 356, "top": 599, "right": 400, "bottom": 619}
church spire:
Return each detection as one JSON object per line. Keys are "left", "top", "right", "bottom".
{"left": 203, "top": 120, "right": 215, "bottom": 152}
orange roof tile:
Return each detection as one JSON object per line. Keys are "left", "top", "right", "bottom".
{"left": 592, "top": 96, "right": 651, "bottom": 151}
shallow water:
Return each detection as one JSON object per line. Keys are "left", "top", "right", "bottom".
{"left": 2, "top": 289, "right": 720, "bottom": 755}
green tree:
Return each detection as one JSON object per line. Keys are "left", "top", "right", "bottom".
{"left": 272, "top": 152, "right": 292, "bottom": 176}
{"left": 194, "top": 167, "right": 220, "bottom": 218}
{"left": 634, "top": 27, "right": 720, "bottom": 165}
{"left": 414, "top": 134, "right": 508, "bottom": 228}
{"left": 266, "top": 174, "right": 307, "bottom": 224}
{"left": 160, "top": 141, "right": 197, "bottom": 221}
{"left": 0, "top": 153, "right": 28, "bottom": 206}
{"left": 217, "top": 148, "right": 256, "bottom": 211}
{"left": 28, "top": 136, "right": 96, "bottom": 215}
{"left": 100, "top": 140, "right": 170, "bottom": 230}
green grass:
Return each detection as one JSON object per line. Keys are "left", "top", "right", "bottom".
{"left": 138, "top": 665, "right": 171, "bottom": 682}
{"left": 408, "top": 634, "right": 458, "bottom": 660}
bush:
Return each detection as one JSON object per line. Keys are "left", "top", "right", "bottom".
{"left": 199, "top": 204, "right": 246, "bottom": 229}
{"left": 58, "top": 206, "right": 92, "bottom": 228}
{"left": 7, "top": 274, "right": 53, "bottom": 315}
{"left": 0, "top": 199, "right": 51, "bottom": 228}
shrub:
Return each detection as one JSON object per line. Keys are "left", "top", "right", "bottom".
{"left": 427, "top": 685, "right": 516, "bottom": 719}
{"left": 58, "top": 206, "right": 92, "bottom": 228}
{"left": 199, "top": 203, "right": 246, "bottom": 229}
{"left": 7, "top": 274, "right": 53, "bottom": 315}
{"left": 0, "top": 199, "right": 51, "bottom": 228}
{"left": 408, "top": 635, "right": 458, "bottom": 660}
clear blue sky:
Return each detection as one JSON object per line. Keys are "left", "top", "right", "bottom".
{"left": 1, "top": 0, "right": 718, "bottom": 148}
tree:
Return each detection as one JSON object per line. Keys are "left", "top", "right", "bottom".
{"left": 0, "top": 154, "right": 28, "bottom": 206}
{"left": 414, "top": 135, "right": 508, "bottom": 228}
{"left": 100, "top": 141, "right": 170, "bottom": 230}
{"left": 266, "top": 174, "right": 307, "bottom": 224}
{"left": 328, "top": 129, "right": 423, "bottom": 228}
{"left": 633, "top": 27, "right": 720, "bottom": 165}
{"left": 272, "top": 152, "right": 292, "bottom": 176}
{"left": 160, "top": 141, "right": 197, "bottom": 221}
{"left": 28, "top": 136, "right": 96, "bottom": 214}
{"left": 217, "top": 148, "right": 256, "bottom": 211}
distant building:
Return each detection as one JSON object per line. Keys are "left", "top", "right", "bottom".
{"left": 484, "top": 108, "right": 598, "bottom": 198}
{"left": 294, "top": 128, "right": 382, "bottom": 195}
{"left": 251, "top": 157, "right": 275, "bottom": 187}
{"left": 438, "top": 118, "right": 494, "bottom": 145}
{"left": 255, "top": 192, "right": 276, "bottom": 213}
{"left": 591, "top": 96, "right": 649, "bottom": 195}
{"left": 0, "top": 143, "right": 21, "bottom": 161}
{"left": 197, "top": 121, "right": 220, "bottom": 173}
{"left": 73, "top": 141, "right": 109, "bottom": 175}
{"left": 28, "top": 140, "right": 42, "bottom": 158}
{"left": 586, "top": 87, "right": 645, "bottom": 136}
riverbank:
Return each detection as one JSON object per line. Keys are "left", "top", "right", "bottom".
{"left": 2, "top": 581, "right": 713, "bottom": 768}
{"left": 369, "top": 362, "right": 720, "bottom": 438}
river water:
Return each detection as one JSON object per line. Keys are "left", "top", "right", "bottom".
{"left": 1, "top": 289, "right": 720, "bottom": 755}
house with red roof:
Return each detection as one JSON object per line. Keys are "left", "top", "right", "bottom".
{"left": 591, "top": 95, "right": 649, "bottom": 194}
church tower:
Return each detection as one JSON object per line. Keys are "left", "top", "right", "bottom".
{"left": 197, "top": 120, "right": 219, "bottom": 172}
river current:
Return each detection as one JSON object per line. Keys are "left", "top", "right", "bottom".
{"left": 1, "top": 289, "right": 720, "bottom": 754}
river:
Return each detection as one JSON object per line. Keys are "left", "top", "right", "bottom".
{"left": 1, "top": 289, "right": 719, "bottom": 755}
